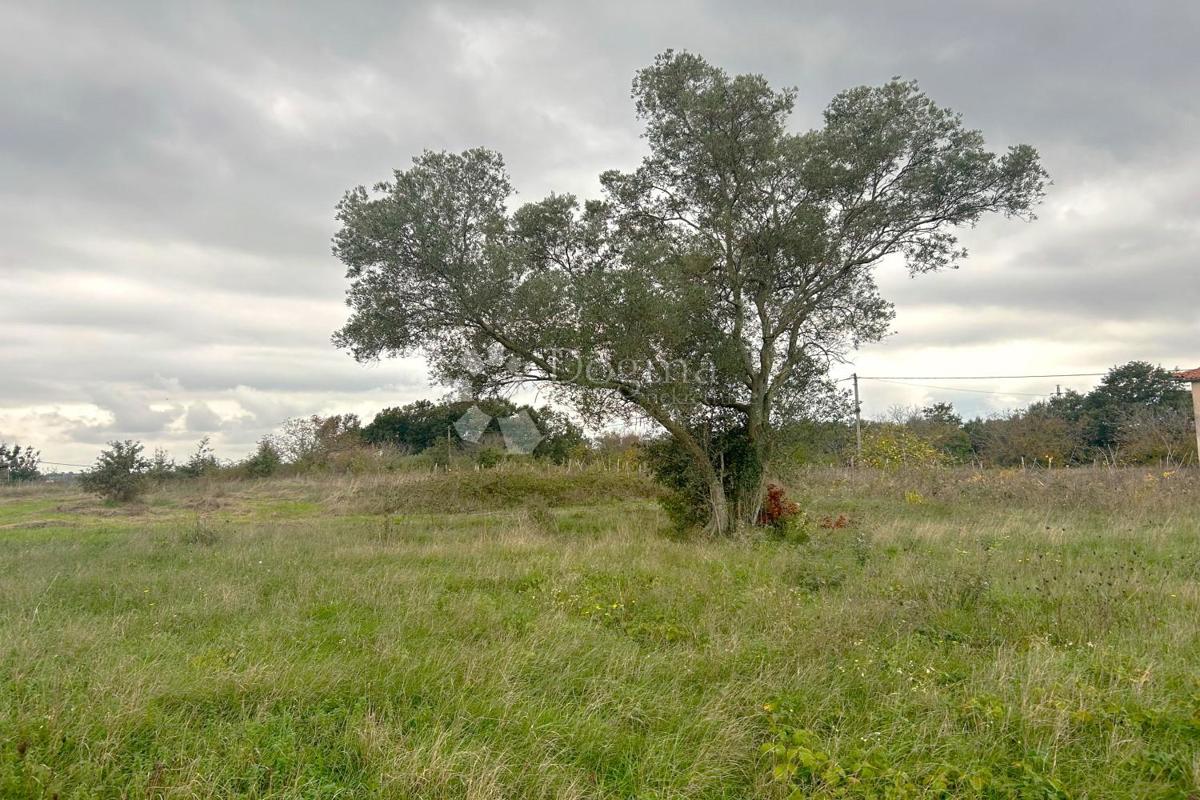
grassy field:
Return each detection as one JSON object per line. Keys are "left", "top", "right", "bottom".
{"left": 1, "top": 466, "right": 1198, "bottom": 798}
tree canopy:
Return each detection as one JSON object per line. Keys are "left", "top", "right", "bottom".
{"left": 363, "top": 398, "right": 586, "bottom": 465}
{"left": 0, "top": 443, "right": 41, "bottom": 482}
{"left": 333, "top": 51, "right": 1047, "bottom": 533}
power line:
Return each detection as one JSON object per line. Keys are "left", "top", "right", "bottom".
{"left": 857, "top": 372, "right": 1105, "bottom": 381}
{"left": 868, "top": 378, "right": 1052, "bottom": 398}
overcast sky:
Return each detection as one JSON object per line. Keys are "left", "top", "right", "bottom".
{"left": 2, "top": 1, "right": 1197, "bottom": 467}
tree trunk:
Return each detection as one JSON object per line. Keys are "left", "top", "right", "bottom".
{"left": 732, "top": 460, "right": 769, "bottom": 527}
{"left": 656, "top": 415, "right": 733, "bottom": 536}
{"left": 706, "top": 476, "right": 731, "bottom": 536}
{"left": 737, "top": 411, "right": 771, "bottom": 527}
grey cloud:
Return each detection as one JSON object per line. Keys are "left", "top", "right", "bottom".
{"left": 87, "top": 386, "right": 181, "bottom": 434}
{"left": 184, "top": 401, "right": 223, "bottom": 433}
{"left": 1, "top": 0, "right": 1197, "bottom": 461}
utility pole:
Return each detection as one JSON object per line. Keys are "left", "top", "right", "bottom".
{"left": 852, "top": 372, "right": 863, "bottom": 463}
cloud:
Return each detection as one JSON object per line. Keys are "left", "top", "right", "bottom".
{"left": 86, "top": 386, "right": 181, "bottom": 434}
{"left": 184, "top": 401, "right": 223, "bottom": 433}
{"left": 0, "top": 0, "right": 1196, "bottom": 461}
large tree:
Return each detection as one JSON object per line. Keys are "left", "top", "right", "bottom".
{"left": 333, "top": 51, "right": 1047, "bottom": 533}
{"left": 1080, "top": 361, "right": 1192, "bottom": 453}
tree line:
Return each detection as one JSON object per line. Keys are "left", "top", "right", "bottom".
{"left": 788, "top": 361, "right": 1196, "bottom": 469}
{"left": 13, "top": 359, "right": 1191, "bottom": 508}
{"left": 60, "top": 400, "right": 598, "bottom": 502}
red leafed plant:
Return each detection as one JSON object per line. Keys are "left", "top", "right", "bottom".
{"left": 820, "top": 514, "right": 852, "bottom": 530}
{"left": 759, "top": 484, "right": 800, "bottom": 527}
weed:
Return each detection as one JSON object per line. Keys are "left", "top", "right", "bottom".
{"left": 180, "top": 518, "right": 219, "bottom": 546}
{"left": 521, "top": 494, "right": 557, "bottom": 534}
{"left": 851, "top": 530, "right": 872, "bottom": 566}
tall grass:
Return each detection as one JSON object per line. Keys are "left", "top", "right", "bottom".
{"left": 0, "top": 466, "right": 1197, "bottom": 797}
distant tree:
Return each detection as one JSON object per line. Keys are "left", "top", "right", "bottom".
{"left": 314, "top": 414, "right": 363, "bottom": 456}
{"left": 362, "top": 399, "right": 585, "bottom": 463}
{"left": 858, "top": 363, "right": 1195, "bottom": 468}
{"left": 262, "top": 414, "right": 363, "bottom": 470}
{"left": 919, "top": 402, "right": 960, "bottom": 427}
{"left": 80, "top": 441, "right": 150, "bottom": 502}
{"left": 269, "top": 417, "right": 323, "bottom": 464}
{"left": 332, "top": 51, "right": 1047, "bottom": 533}
{"left": 528, "top": 406, "right": 587, "bottom": 464}
{"left": 912, "top": 403, "right": 974, "bottom": 462}
{"left": 1037, "top": 389, "right": 1087, "bottom": 422}
{"left": 593, "top": 432, "right": 647, "bottom": 466}
{"left": 1088, "top": 362, "right": 1189, "bottom": 410}
{"left": 0, "top": 443, "right": 41, "bottom": 482}
{"left": 147, "top": 447, "right": 176, "bottom": 480}
{"left": 364, "top": 400, "right": 515, "bottom": 452}
{"left": 1081, "top": 362, "right": 1191, "bottom": 453}
{"left": 178, "top": 436, "right": 220, "bottom": 478}
{"left": 970, "top": 409, "right": 1082, "bottom": 467}
{"left": 362, "top": 400, "right": 445, "bottom": 452}
{"left": 242, "top": 438, "right": 283, "bottom": 477}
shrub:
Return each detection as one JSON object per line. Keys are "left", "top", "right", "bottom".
{"left": 1116, "top": 406, "right": 1197, "bottom": 466}
{"left": 639, "top": 435, "right": 714, "bottom": 530}
{"left": 758, "top": 484, "right": 798, "bottom": 526}
{"left": 242, "top": 439, "right": 283, "bottom": 478}
{"left": 79, "top": 440, "right": 150, "bottom": 502}
{"left": 181, "top": 518, "right": 220, "bottom": 546}
{"left": 967, "top": 410, "right": 1081, "bottom": 467}
{"left": 476, "top": 447, "right": 503, "bottom": 469}
{"left": 759, "top": 484, "right": 811, "bottom": 542}
{"left": 529, "top": 406, "right": 587, "bottom": 464}
{"left": 147, "top": 448, "right": 176, "bottom": 481}
{"left": 859, "top": 426, "right": 945, "bottom": 469}
{"left": 324, "top": 444, "right": 382, "bottom": 474}
{"left": 267, "top": 414, "right": 362, "bottom": 469}
{"left": 178, "top": 436, "right": 220, "bottom": 478}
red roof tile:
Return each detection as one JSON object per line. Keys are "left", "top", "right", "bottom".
{"left": 1173, "top": 367, "right": 1200, "bottom": 381}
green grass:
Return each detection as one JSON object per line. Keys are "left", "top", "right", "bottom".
{"left": 1, "top": 467, "right": 1198, "bottom": 798}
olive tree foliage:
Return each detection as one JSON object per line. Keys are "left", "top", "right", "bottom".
{"left": 333, "top": 51, "right": 1047, "bottom": 534}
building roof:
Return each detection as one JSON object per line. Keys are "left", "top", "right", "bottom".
{"left": 1172, "top": 367, "right": 1200, "bottom": 381}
